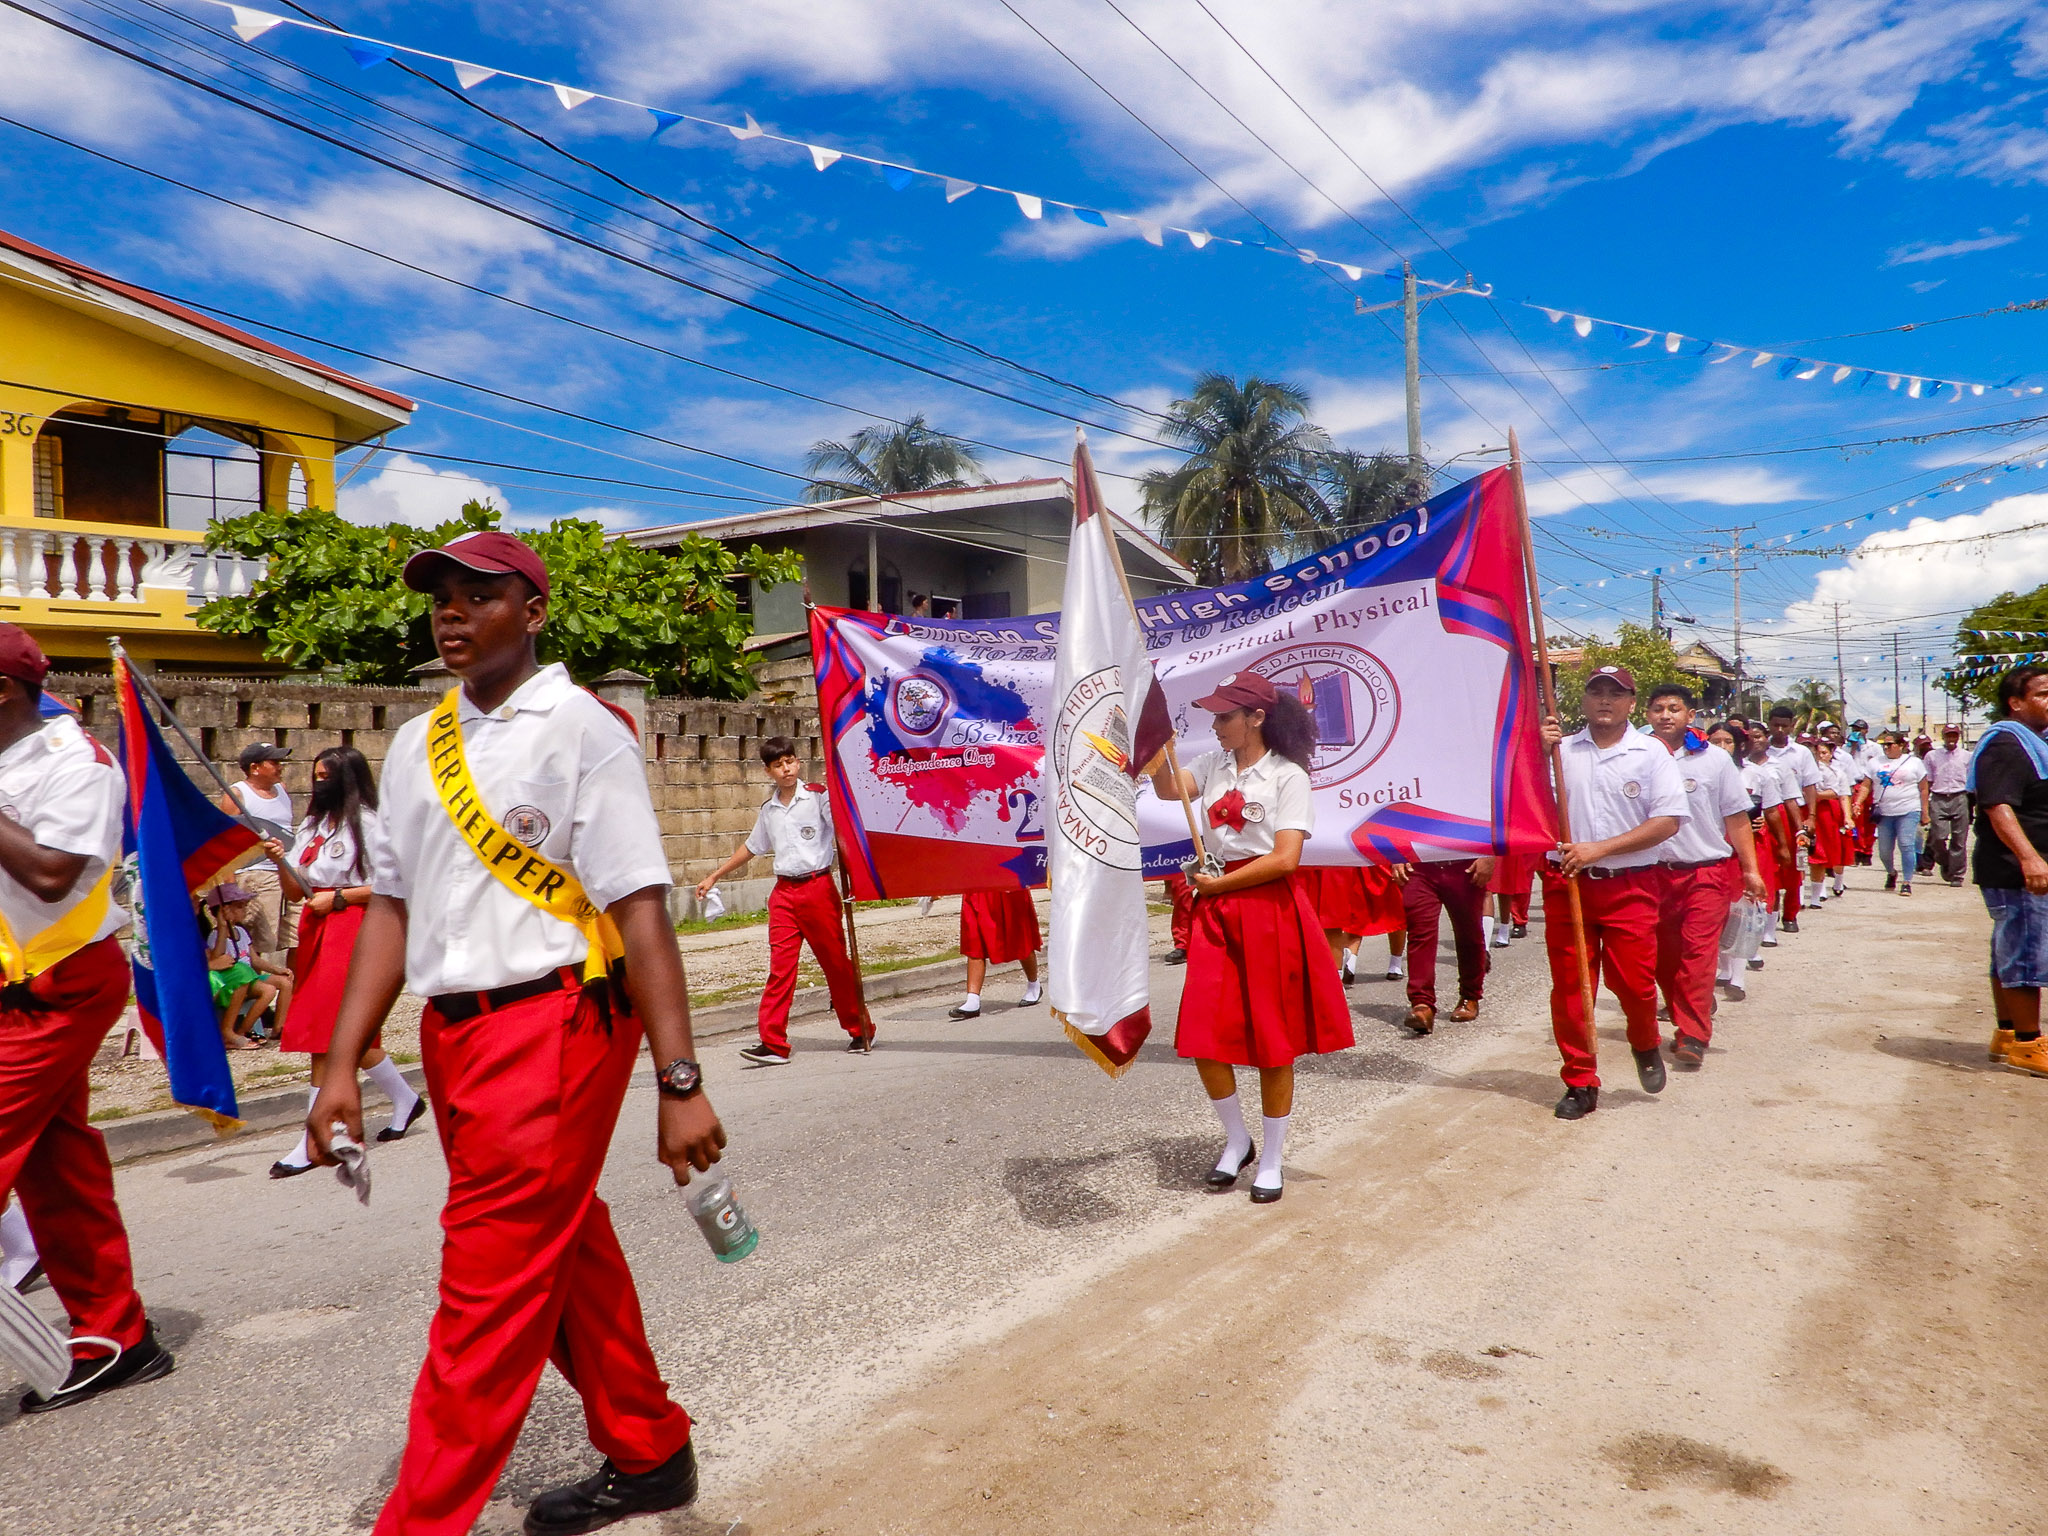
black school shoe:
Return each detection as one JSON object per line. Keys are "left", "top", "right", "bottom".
{"left": 1633, "top": 1048, "right": 1667, "bottom": 1094}
{"left": 18, "top": 1321, "right": 174, "bottom": 1415}
{"left": 525, "top": 1440, "right": 697, "bottom": 1536}
{"left": 1164, "top": 947, "right": 1188, "bottom": 966}
{"left": 1553, "top": 1085, "right": 1598, "bottom": 1121}
{"left": 1510, "top": 923, "right": 1528, "bottom": 938}
{"left": 1668, "top": 1034, "right": 1708, "bottom": 1070}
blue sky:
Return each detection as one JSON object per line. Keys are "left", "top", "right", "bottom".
{"left": 4, "top": 0, "right": 2046, "bottom": 717}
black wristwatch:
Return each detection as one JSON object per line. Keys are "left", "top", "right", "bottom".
{"left": 656, "top": 1058, "right": 704, "bottom": 1100}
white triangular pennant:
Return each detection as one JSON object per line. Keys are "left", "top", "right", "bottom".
{"left": 1628, "top": 329, "right": 1653, "bottom": 348}
{"left": 1906, "top": 377, "right": 1923, "bottom": 397}
{"left": 1540, "top": 307, "right": 1563, "bottom": 323}
{"left": 1572, "top": 315, "right": 1592, "bottom": 337}
{"left": 1185, "top": 229, "right": 1211, "bottom": 249}
{"left": 1141, "top": 223, "right": 1165, "bottom": 247}
{"left": 1338, "top": 263, "right": 1361, "bottom": 280}
{"left": 1750, "top": 352, "right": 1773, "bottom": 367}
{"left": 229, "top": 6, "right": 283, "bottom": 41}
{"left": 553, "top": 84, "right": 595, "bottom": 110}
{"left": 944, "top": 178, "right": 976, "bottom": 202}
{"left": 1013, "top": 191, "right": 1043, "bottom": 219}
{"left": 1297, "top": 249, "right": 1318, "bottom": 264}
{"left": 1664, "top": 332, "right": 1682, "bottom": 352}
{"left": 453, "top": 61, "right": 496, "bottom": 89}
{"left": 730, "top": 113, "right": 764, "bottom": 140}
{"left": 1832, "top": 365, "right": 1851, "bottom": 383}
{"left": 1795, "top": 362, "right": 1822, "bottom": 380}
{"left": 808, "top": 144, "right": 842, "bottom": 171}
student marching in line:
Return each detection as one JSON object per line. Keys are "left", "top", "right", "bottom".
{"left": 1742, "top": 728, "right": 1799, "bottom": 952}
{"left": 305, "top": 532, "right": 727, "bottom": 1536}
{"left": 1537, "top": 666, "right": 1688, "bottom": 1121}
{"left": 267, "top": 745, "right": 424, "bottom": 1179}
{"left": 1297, "top": 864, "right": 1407, "bottom": 983}
{"left": 951, "top": 887, "right": 1043, "bottom": 1018}
{"left": 697, "top": 736, "right": 871, "bottom": 1064}
{"left": 1148, "top": 672, "right": 1352, "bottom": 1203}
{"left": 1392, "top": 855, "right": 1494, "bottom": 1034}
{"left": 0, "top": 625, "right": 174, "bottom": 1413}
{"left": 1645, "top": 686, "right": 1766, "bottom": 1069}
{"left": 1708, "top": 722, "right": 1763, "bottom": 997}
{"left": 1762, "top": 706, "right": 1818, "bottom": 932}
{"left": 1808, "top": 738, "right": 1858, "bottom": 905}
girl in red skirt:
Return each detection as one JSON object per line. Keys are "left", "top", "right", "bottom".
{"left": 269, "top": 746, "right": 424, "bottom": 1178}
{"left": 1809, "top": 739, "right": 1855, "bottom": 903}
{"left": 1296, "top": 865, "right": 1407, "bottom": 983}
{"left": 950, "top": 887, "right": 1043, "bottom": 1018}
{"left": 1148, "top": 672, "right": 1352, "bottom": 1204}
{"left": 1486, "top": 851, "right": 1535, "bottom": 949}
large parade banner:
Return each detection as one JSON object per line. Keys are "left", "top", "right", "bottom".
{"left": 810, "top": 465, "right": 1559, "bottom": 900}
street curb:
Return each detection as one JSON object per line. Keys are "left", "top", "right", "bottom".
{"left": 103, "top": 955, "right": 1010, "bottom": 1164}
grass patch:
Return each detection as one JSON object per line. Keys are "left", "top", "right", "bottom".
{"left": 390, "top": 1050, "right": 421, "bottom": 1065}
{"left": 245, "top": 1061, "right": 307, "bottom": 1083}
{"left": 673, "top": 895, "right": 923, "bottom": 936}
{"left": 88, "top": 1105, "right": 137, "bottom": 1122}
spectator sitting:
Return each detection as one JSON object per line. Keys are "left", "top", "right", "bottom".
{"left": 204, "top": 883, "right": 293, "bottom": 1050}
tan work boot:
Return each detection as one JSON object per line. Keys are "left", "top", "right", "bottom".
{"left": 1991, "top": 1026, "right": 2016, "bottom": 1062}
{"left": 2005, "top": 1035, "right": 2048, "bottom": 1078}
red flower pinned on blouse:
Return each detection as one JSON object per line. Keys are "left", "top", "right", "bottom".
{"left": 1208, "top": 788, "right": 1248, "bottom": 831}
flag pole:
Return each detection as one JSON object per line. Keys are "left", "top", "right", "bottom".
{"left": 1507, "top": 432, "right": 1599, "bottom": 1062}
{"left": 836, "top": 851, "right": 874, "bottom": 1042}
{"left": 109, "top": 640, "right": 267, "bottom": 844}
{"left": 1082, "top": 444, "right": 1213, "bottom": 869}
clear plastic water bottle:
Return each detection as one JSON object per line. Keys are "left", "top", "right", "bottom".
{"left": 685, "top": 1168, "right": 758, "bottom": 1263}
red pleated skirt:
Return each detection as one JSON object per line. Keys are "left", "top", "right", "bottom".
{"left": 1752, "top": 813, "right": 1782, "bottom": 898}
{"left": 1296, "top": 865, "right": 1406, "bottom": 936}
{"left": 1810, "top": 797, "right": 1851, "bottom": 868}
{"left": 959, "top": 888, "right": 1042, "bottom": 962}
{"left": 1487, "top": 851, "right": 1539, "bottom": 896}
{"left": 1176, "top": 865, "right": 1356, "bottom": 1067}
{"left": 281, "top": 901, "right": 370, "bottom": 1054}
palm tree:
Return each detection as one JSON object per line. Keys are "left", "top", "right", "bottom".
{"left": 803, "top": 415, "right": 984, "bottom": 502}
{"left": 1784, "top": 677, "right": 1843, "bottom": 731}
{"left": 1141, "top": 373, "right": 1333, "bottom": 584}
{"left": 1321, "top": 449, "right": 1413, "bottom": 530}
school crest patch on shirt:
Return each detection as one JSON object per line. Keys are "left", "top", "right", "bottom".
{"left": 504, "top": 805, "right": 551, "bottom": 846}
{"left": 1241, "top": 801, "right": 1265, "bottom": 823}
{"left": 799, "top": 824, "right": 816, "bottom": 839}
{"left": 1682, "top": 777, "right": 1698, "bottom": 794}
{"left": 1622, "top": 780, "right": 1642, "bottom": 799}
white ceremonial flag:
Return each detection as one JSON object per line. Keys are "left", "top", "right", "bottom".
{"left": 1048, "top": 434, "right": 1173, "bottom": 1077}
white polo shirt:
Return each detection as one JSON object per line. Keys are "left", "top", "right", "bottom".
{"left": 745, "top": 783, "right": 837, "bottom": 877}
{"left": 1188, "top": 748, "right": 1314, "bottom": 863}
{"left": 1813, "top": 757, "right": 1858, "bottom": 797}
{"left": 1766, "top": 739, "right": 1820, "bottom": 796}
{"left": 0, "top": 715, "right": 127, "bottom": 952}
{"left": 290, "top": 813, "right": 388, "bottom": 891}
{"left": 371, "top": 664, "right": 671, "bottom": 996}
{"left": 1553, "top": 727, "right": 1687, "bottom": 871}
{"left": 1741, "top": 759, "right": 1788, "bottom": 810}
{"left": 1656, "top": 741, "right": 1749, "bottom": 864}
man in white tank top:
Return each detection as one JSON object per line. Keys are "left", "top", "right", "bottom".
{"left": 221, "top": 742, "right": 299, "bottom": 962}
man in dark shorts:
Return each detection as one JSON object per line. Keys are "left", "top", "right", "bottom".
{"left": 1971, "top": 663, "right": 2048, "bottom": 1078}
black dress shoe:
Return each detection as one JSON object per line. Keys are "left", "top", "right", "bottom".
{"left": 847, "top": 1027, "right": 876, "bottom": 1052}
{"left": 1510, "top": 922, "right": 1528, "bottom": 938}
{"left": 269, "top": 1158, "right": 316, "bottom": 1180}
{"left": 1164, "top": 947, "right": 1188, "bottom": 966}
{"left": 525, "top": 1440, "right": 697, "bottom": 1536}
{"left": 1248, "top": 1181, "right": 1283, "bottom": 1204}
{"left": 1669, "top": 1034, "right": 1707, "bottom": 1070}
{"left": 1633, "top": 1048, "right": 1667, "bottom": 1094}
{"left": 376, "top": 1096, "right": 429, "bottom": 1142}
{"left": 18, "top": 1321, "right": 174, "bottom": 1415}
{"left": 1553, "top": 1085, "right": 1598, "bottom": 1120}
{"left": 1204, "top": 1144, "right": 1256, "bottom": 1189}
{"left": 1781, "top": 917, "right": 1799, "bottom": 933}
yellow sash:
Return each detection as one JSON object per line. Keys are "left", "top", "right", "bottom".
{"left": 426, "top": 689, "right": 624, "bottom": 988}
{"left": 0, "top": 867, "right": 114, "bottom": 985}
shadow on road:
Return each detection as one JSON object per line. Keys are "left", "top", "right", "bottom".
{"left": 1874, "top": 1034, "right": 1995, "bottom": 1073}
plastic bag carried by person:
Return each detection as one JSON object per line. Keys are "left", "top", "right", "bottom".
{"left": 699, "top": 886, "right": 726, "bottom": 922}
{"left": 1718, "top": 897, "right": 1768, "bottom": 966}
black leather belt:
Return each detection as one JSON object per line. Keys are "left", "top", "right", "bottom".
{"left": 430, "top": 966, "right": 579, "bottom": 1023}
{"left": 777, "top": 869, "right": 834, "bottom": 884}
{"left": 1660, "top": 857, "right": 1729, "bottom": 872}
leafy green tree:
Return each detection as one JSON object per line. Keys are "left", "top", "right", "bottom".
{"left": 195, "top": 502, "right": 800, "bottom": 698}
{"left": 1321, "top": 449, "right": 1414, "bottom": 530}
{"left": 1554, "top": 622, "right": 1690, "bottom": 723}
{"left": 1142, "top": 373, "right": 1333, "bottom": 584}
{"left": 1782, "top": 677, "right": 1843, "bottom": 731}
{"left": 803, "top": 414, "right": 985, "bottom": 501}
{"left": 1943, "top": 585, "right": 2048, "bottom": 714}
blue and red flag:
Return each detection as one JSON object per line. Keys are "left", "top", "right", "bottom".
{"left": 113, "top": 655, "right": 257, "bottom": 1130}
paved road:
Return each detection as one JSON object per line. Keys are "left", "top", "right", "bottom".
{"left": 4, "top": 908, "right": 1549, "bottom": 1534}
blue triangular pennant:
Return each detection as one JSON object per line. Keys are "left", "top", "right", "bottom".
{"left": 884, "top": 166, "right": 914, "bottom": 191}
{"left": 1073, "top": 207, "right": 1109, "bottom": 227}
{"left": 345, "top": 40, "right": 394, "bottom": 69}
{"left": 648, "top": 108, "right": 685, "bottom": 136}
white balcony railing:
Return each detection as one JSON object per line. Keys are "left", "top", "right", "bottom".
{"left": 0, "top": 524, "right": 265, "bottom": 607}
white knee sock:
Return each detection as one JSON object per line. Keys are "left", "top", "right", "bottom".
{"left": 1254, "top": 1115, "right": 1289, "bottom": 1190}
{"left": 0, "top": 1199, "right": 37, "bottom": 1287}
{"left": 1482, "top": 915, "right": 1495, "bottom": 948}
{"left": 281, "top": 1086, "right": 317, "bottom": 1168}
{"left": 364, "top": 1057, "right": 420, "bottom": 1128}
{"left": 1209, "top": 1091, "right": 1250, "bottom": 1171}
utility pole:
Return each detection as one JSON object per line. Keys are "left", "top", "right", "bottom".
{"left": 1650, "top": 573, "right": 1667, "bottom": 640}
{"left": 1919, "top": 655, "right": 1928, "bottom": 733}
{"left": 1893, "top": 631, "right": 1903, "bottom": 728}
{"left": 1707, "top": 526, "right": 1848, "bottom": 717}
{"left": 1830, "top": 602, "right": 1848, "bottom": 718}
{"left": 1402, "top": 262, "right": 1424, "bottom": 499}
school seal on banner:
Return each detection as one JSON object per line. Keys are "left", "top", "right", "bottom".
{"left": 1050, "top": 666, "right": 1142, "bottom": 872}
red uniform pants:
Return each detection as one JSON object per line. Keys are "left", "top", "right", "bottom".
{"left": 0, "top": 935, "right": 145, "bottom": 1357}
{"left": 1656, "top": 859, "right": 1740, "bottom": 1048}
{"left": 377, "top": 987, "right": 692, "bottom": 1536}
{"left": 1400, "top": 860, "right": 1489, "bottom": 1010}
{"left": 1540, "top": 867, "right": 1661, "bottom": 1089}
{"left": 1767, "top": 806, "right": 1802, "bottom": 923}
{"left": 758, "top": 872, "right": 864, "bottom": 1054}
{"left": 1162, "top": 872, "right": 1194, "bottom": 951}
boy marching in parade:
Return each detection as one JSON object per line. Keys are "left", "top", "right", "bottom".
{"left": 305, "top": 532, "right": 727, "bottom": 1536}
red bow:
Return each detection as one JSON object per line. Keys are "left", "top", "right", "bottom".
{"left": 1208, "top": 788, "right": 1247, "bottom": 831}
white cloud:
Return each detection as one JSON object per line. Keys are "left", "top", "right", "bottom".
{"left": 1884, "top": 229, "right": 2021, "bottom": 265}
{"left": 338, "top": 453, "right": 506, "bottom": 526}
{"left": 1525, "top": 463, "right": 1807, "bottom": 515}
{"left": 0, "top": 10, "right": 181, "bottom": 147}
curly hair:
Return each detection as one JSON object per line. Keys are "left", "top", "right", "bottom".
{"left": 1255, "top": 690, "right": 1318, "bottom": 771}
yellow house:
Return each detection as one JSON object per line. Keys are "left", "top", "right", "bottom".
{"left": 0, "top": 229, "right": 413, "bottom": 668}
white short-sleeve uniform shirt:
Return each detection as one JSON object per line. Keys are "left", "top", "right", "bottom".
{"left": 1187, "top": 749, "right": 1314, "bottom": 863}
{"left": 744, "top": 784, "right": 836, "bottom": 877}
{"left": 1553, "top": 727, "right": 1688, "bottom": 871}
{"left": 289, "top": 813, "right": 389, "bottom": 891}
{"left": 0, "top": 715, "right": 127, "bottom": 952}
{"left": 1766, "top": 740, "right": 1820, "bottom": 796}
{"left": 1659, "top": 743, "right": 1750, "bottom": 864}
{"left": 372, "top": 664, "right": 671, "bottom": 996}
{"left": 1741, "top": 759, "right": 1787, "bottom": 811}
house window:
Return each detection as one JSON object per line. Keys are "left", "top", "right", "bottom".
{"left": 32, "top": 434, "right": 61, "bottom": 518}
{"left": 962, "top": 591, "right": 1010, "bottom": 620}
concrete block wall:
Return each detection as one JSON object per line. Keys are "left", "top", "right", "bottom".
{"left": 46, "top": 659, "right": 829, "bottom": 920}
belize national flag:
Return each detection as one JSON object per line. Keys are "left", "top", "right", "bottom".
{"left": 113, "top": 655, "right": 258, "bottom": 1130}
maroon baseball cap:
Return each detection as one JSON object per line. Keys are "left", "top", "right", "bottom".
{"left": 0, "top": 624, "right": 50, "bottom": 689}
{"left": 1193, "top": 671, "right": 1281, "bottom": 713}
{"left": 402, "top": 530, "right": 550, "bottom": 599}
{"left": 1584, "top": 664, "right": 1636, "bottom": 693}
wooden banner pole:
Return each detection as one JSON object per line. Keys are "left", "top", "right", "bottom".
{"left": 837, "top": 852, "right": 874, "bottom": 1046}
{"left": 1508, "top": 431, "right": 1600, "bottom": 1062}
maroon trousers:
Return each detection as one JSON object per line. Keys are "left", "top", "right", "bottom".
{"left": 376, "top": 987, "right": 692, "bottom": 1536}
{"left": 1656, "top": 859, "right": 1740, "bottom": 1048}
{"left": 759, "top": 872, "right": 864, "bottom": 1053}
{"left": 0, "top": 934, "right": 146, "bottom": 1357}
{"left": 1768, "top": 805, "right": 1803, "bottom": 924}
{"left": 1162, "top": 872, "right": 1194, "bottom": 951}
{"left": 1400, "top": 860, "right": 1489, "bottom": 1009}
{"left": 1540, "top": 867, "right": 1661, "bottom": 1089}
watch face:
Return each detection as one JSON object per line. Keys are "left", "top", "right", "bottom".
{"left": 661, "top": 1059, "right": 702, "bottom": 1096}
